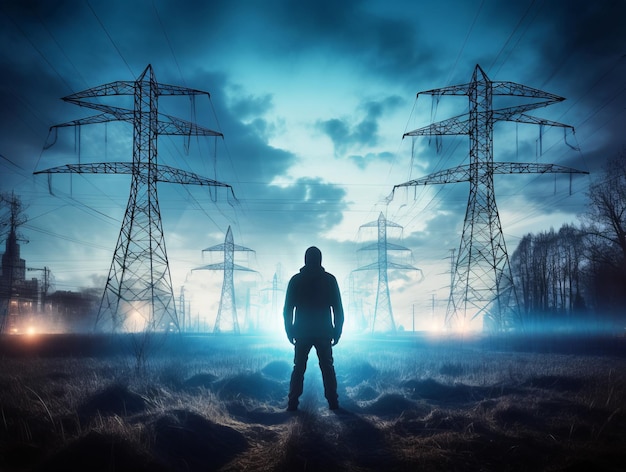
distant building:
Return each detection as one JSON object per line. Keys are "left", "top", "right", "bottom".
{"left": 0, "top": 227, "right": 40, "bottom": 333}
{"left": 46, "top": 290, "right": 100, "bottom": 332}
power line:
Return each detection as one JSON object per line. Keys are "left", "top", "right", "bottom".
{"left": 85, "top": 0, "right": 135, "bottom": 78}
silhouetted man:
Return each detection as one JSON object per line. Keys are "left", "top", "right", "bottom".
{"left": 283, "top": 246, "right": 344, "bottom": 411}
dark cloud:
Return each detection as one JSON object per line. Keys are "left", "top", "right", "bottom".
{"left": 227, "top": 92, "right": 274, "bottom": 122}
{"left": 316, "top": 95, "right": 404, "bottom": 156}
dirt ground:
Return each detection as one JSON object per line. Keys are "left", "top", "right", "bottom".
{"left": 0, "top": 333, "right": 625, "bottom": 471}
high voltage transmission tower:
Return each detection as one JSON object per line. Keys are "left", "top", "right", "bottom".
{"left": 394, "top": 64, "right": 587, "bottom": 332}
{"left": 354, "top": 212, "right": 422, "bottom": 333}
{"left": 35, "top": 65, "right": 233, "bottom": 332}
{"left": 193, "top": 226, "right": 255, "bottom": 334}
{"left": 259, "top": 271, "right": 284, "bottom": 332}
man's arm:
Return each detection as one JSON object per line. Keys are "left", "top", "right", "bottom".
{"left": 283, "top": 278, "right": 296, "bottom": 344}
{"left": 331, "top": 276, "right": 344, "bottom": 345}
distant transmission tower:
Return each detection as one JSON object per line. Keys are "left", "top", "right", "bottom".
{"left": 394, "top": 64, "right": 587, "bottom": 331}
{"left": 35, "top": 65, "right": 233, "bottom": 332}
{"left": 259, "top": 272, "right": 284, "bottom": 332}
{"left": 193, "top": 226, "right": 255, "bottom": 334}
{"left": 354, "top": 212, "right": 422, "bottom": 333}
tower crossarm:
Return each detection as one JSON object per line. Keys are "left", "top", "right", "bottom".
{"left": 491, "top": 81, "right": 564, "bottom": 103}
{"left": 417, "top": 84, "right": 471, "bottom": 97}
{"left": 491, "top": 162, "right": 589, "bottom": 175}
{"left": 51, "top": 106, "right": 222, "bottom": 137}
{"left": 193, "top": 262, "right": 256, "bottom": 272}
{"left": 153, "top": 164, "right": 232, "bottom": 186}
{"left": 34, "top": 162, "right": 234, "bottom": 188}
{"left": 403, "top": 114, "right": 470, "bottom": 138}
{"left": 393, "top": 162, "right": 587, "bottom": 190}
{"left": 353, "top": 261, "right": 423, "bottom": 276}
{"left": 353, "top": 262, "right": 380, "bottom": 272}
{"left": 156, "top": 83, "right": 212, "bottom": 97}
{"left": 62, "top": 80, "right": 211, "bottom": 103}
{"left": 62, "top": 81, "right": 136, "bottom": 101}
{"left": 494, "top": 108, "right": 574, "bottom": 130}
{"left": 52, "top": 107, "right": 134, "bottom": 128}
{"left": 202, "top": 244, "right": 254, "bottom": 253}
{"left": 360, "top": 219, "right": 403, "bottom": 229}
{"left": 415, "top": 76, "right": 564, "bottom": 103}
{"left": 358, "top": 242, "right": 410, "bottom": 252}
{"left": 402, "top": 106, "right": 569, "bottom": 139}
{"left": 388, "top": 262, "right": 424, "bottom": 282}
{"left": 157, "top": 113, "right": 223, "bottom": 137}
{"left": 394, "top": 164, "right": 471, "bottom": 188}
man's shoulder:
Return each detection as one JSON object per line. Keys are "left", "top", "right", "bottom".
{"left": 287, "top": 272, "right": 303, "bottom": 287}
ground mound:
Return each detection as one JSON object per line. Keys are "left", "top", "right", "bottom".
{"left": 77, "top": 383, "right": 150, "bottom": 420}
{"left": 151, "top": 409, "right": 248, "bottom": 471}
{"left": 226, "top": 402, "right": 293, "bottom": 425}
{"left": 213, "top": 371, "right": 285, "bottom": 402}
{"left": 183, "top": 372, "right": 219, "bottom": 389}
{"left": 402, "top": 378, "right": 476, "bottom": 402}
{"left": 522, "top": 374, "right": 586, "bottom": 391}
{"left": 362, "top": 392, "right": 422, "bottom": 416}
{"left": 261, "top": 360, "right": 292, "bottom": 380}
{"left": 343, "top": 361, "right": 378, "bottom": 384}
{"left": 347, "top": 382, "right": 380, "bottom": 401}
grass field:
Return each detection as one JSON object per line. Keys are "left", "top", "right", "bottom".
{"left": 0, "top": 333, "right": 625, "bottom": 471}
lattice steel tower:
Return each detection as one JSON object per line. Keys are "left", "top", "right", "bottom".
{"left": 394, "top": 64, "right": 587, "bottom": 331}
{"left": 193, "top": 226, "right": 255, "bottom": 334}
{"left": 35, "top": 65, "right": 233, "bottom": 332}
{"left": 354, "top": 212, "right": 422, "bottom": 333}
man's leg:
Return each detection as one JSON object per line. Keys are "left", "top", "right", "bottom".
{"left": 314, "top": 339, "right": 339, "bottom": 409}
{"left": 288, "top": 338, "right": 313, "bottom": 410}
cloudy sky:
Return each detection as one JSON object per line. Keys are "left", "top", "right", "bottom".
{"left": 1, "top": 0, "right": 625, "bottom": 331}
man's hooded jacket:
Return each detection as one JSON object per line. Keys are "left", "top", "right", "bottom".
{"left": 283, "top": 247, "right": 344, "bottom": 340}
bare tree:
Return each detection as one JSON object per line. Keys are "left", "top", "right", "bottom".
{"left": 511, "top": 224, "right": 587, "bottom": 331}
{"left": 582, "top": 152, "right": 626, "bottom": 329}
{"left": 584, "top": 153, "right": 626, "bottom": 265}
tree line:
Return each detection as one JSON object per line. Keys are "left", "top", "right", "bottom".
{"left": 510, "top": 153, "right": 626, "bottom": 333}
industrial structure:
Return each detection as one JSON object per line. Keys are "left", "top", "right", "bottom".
{"left": 354, "top": 212, "right": 422, "bottom": 333}
{"left": 35, "top": 65, "right": 233, "bottom": 333}
{"left": 394, "top": 64, "right": 587, "bottom": 331}
{"left": 0, "top": 194, "right": 41, "bottom": 333}
{"left": 193, "top": 226, "right": 255, "bottom": 334}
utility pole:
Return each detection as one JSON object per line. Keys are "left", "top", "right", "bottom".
{"left": 35, "top": 65, "right": 233, "bottom": 333}
{"left": 193, "top": 226, "right": 255, "bottom": 334}
{"left": 394, "top": 64, "right": 587, "bottom": 332}
{"left": 354, "top": 212, "right": 423, "bottom": 333}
